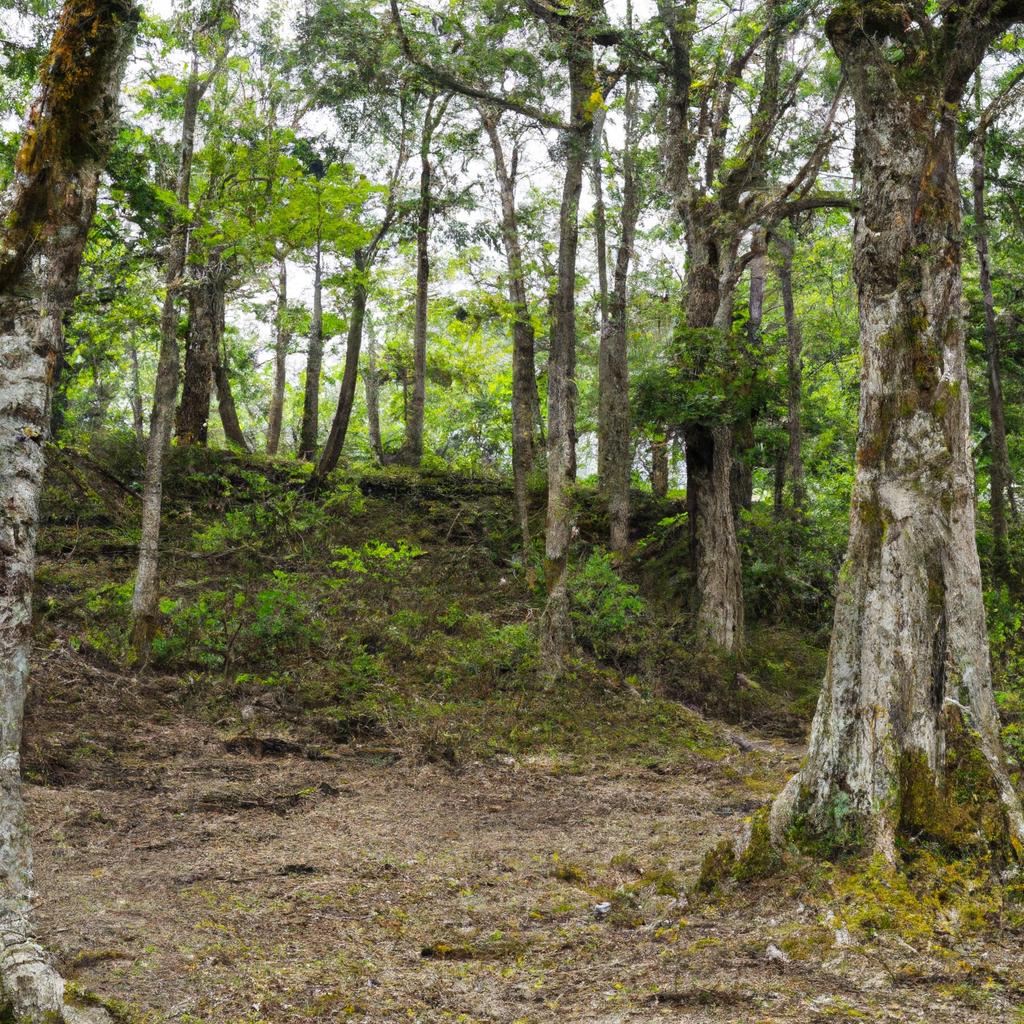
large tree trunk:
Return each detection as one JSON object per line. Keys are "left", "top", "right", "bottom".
{"left": 132, "top": 51, "right": 201, "bottom": 658}
{"left": 298, "top": 230, "right": 324, "bottom": 461}
{"left": 402, "top": 96, "right": 440, "bottom": 467}
{"left": 775, "top": 231, "right": 805, "bottom": 512}
{"left": 175, "top": 254, "right": 222, "bottom": 445}
{"left": 314, "top": 252, "right": 368, "bottom": 481}
{"left": 972, "top": 124, "right": 1016, "bottom": 579}
{"left": 364, "top": 310, "right": 385, "bottom": 464}
{"left": 265, "top": 253, "right": 290, "bottom": 455}
{"left": 599, "top": 79, "right": 639, "bottom": 553}
{"left": 482, "top": 112, "right": 541, "bottom": 578}
{"left": 771, "top": 11, "right": 1024, "bottom": 861}
{"left": 0, "top": 1, "right": 136, "bottom": 1017}
{"left": 682, "top": 223, "right": 745, "bottom": 651}
{"left": 540, "top": 44, "right": 595, "bottom": 672}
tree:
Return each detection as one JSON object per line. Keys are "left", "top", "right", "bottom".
{"left": 132, "top": 2, "right": 234, "bottom": 656}
{"left": 0, "top": 1, "right": 138, "bottom": 1014}
{"left": 770, "top": 0, "right": 1024, "bottom": 862}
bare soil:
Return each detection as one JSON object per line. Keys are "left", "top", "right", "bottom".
{"left": 23, "top": 648, "right": 1024, "bottom": 1023}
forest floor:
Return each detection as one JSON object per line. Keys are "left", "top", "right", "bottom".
{"left": 26, "top": 446, "right": 1024, "bottom": 1023}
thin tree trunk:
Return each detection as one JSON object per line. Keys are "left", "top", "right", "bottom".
{"left": 299, "top": 228, "right": 324, "bottom": 461}
{"left": 402, "top": 95, "right": 442, "bottom": 466}
{"left": 0, "top": 2, "right": 136, "bottom": 1016}
{"left": 314, "top": 251, "right": 368, "bottom": 480}
{"left": 775, "top": 231, "right": 805, "bottom": 512}
{"left": 540, "top": 42, "right": 596, "bottom": 672}
{"left": 128, "top": 335, "right": 145, "bottom": 444}
{"left": 364, "top": 310, "right": 384, "bottom": 464}
{"left": 599, "top": 78, "right": 639, "bottom": 552}
{"left": 972, "top": 122, "right": 1016, "bottom": 578}
{"left": 176, "top": 253, "right": 221, "bottom": 445}
{"left": 651, "top": 436, "right": 669, "bottom": 498}
{"left": 771, "top": 15, "right": 1024, "bottom": 861}
{"left": 214, "top": 298, "right": 248, "bottom": 451}
{"left": 482, "top": 111, "right": 540, "bottom": 578}
{"left": 265, "top": 253, "right": 290, "bottom": 455}
{"left": 132, "top": 50, "right": 202, "bottom": 658}
{"left": 591, "top": 106, "right": 609, "bottom": 329}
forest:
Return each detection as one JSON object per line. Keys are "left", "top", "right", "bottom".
{"left": 3, "top": 0, "right": 1024, "bottom": 1020}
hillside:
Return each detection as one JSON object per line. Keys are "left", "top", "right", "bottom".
{"left": 19, "top": 445, "right": 1024, "bottom": 1023}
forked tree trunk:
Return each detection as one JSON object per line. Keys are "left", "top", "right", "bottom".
{"left": 132, "top": 51, "right": 201, "bottom": 658}
{"left": 972, "top": 124, "right": 1016, "bottom": 579}
{"left": 771, "top": 10, "right": 1024, "bottom": 861}
{"left": 175, "top": 254, "right": 222, "bottom": 445}
{"left": 482, "top": 112, "right": 540, "bottom": 578}
{"left": 775, "top": 231, "right": 805, "bottom": 512}
{"left": 364, "top": 311, "right": 385, "bottom": 464}
{"left": 265, "top": 253, "right": 290, "bottom": 455}
{"left": 314, "top": 251, "right": 368, "bottom": 481}
{"left": 540, "top": 45, "right": 595, "bottom": 672}
{"left": 0, "top": 1, "right": 137, "bottom": 1017}
{"left": 599, "top": 78, "right": 639, "bottom": 554}
{"left": 299, "top": 230, "right": 324, "bottom": 461}
{"left": 214, "top": 347, "right": 248, "bottom": 451}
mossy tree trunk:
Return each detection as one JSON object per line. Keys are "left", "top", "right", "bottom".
{"left": 176, "top": 253, "right": 224, "bottom": 445}
{"left": 0, "top": 1, "right": 137, "bottom": 1017}
{"left": 265, "top": 252, "right": 290, "bottom": 456}
{"left": 771, "top": 0, "right": 1024, "bottom": 862}
{"left": 774, "top": 229, "right": 805, "bottom": 513}
{"left": 298, "top": 230, "right": 325, "bottom": 462}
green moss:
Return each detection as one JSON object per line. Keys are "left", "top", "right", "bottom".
{"left": 695, "top": 838, "right": 736, "bottom": 894}
{"left": 734, "top": 806, "right": 781, "bottom": 881}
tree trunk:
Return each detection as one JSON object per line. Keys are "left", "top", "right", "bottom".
{"left": 482, "top": 112, "right": 540, "bottom": 578}
{"left": 299, "top": 230, "right": 324, "bottom": 461}
{"left": 132, "top": 51, "right": 201, "bottom": 658}
{"left": 402, "top": 96, "right": 440, "bottom": 467}
{"left": 591, "top": 106, "right": 609, "bottom": 329}
{"left": 128, "top": 335, "right": 145, "bottom": 444}
{"left": 364, "top": 310, "right": 385, "bottom": 464}
{"left": 0, "top": 2, "right": 136, "bottom": 1017}
{"left": 775, "top": 232, "right": 805, "bottom": 512}
{"left": 682, "top": 222, "right": 745, "bottom": 651}
{"left": 540, "top": 43, "right": 596, "bottom": 673}
{"left": 972, "top": 124, "right": 1015, "bottom": 579}
{"left": 213, "top": 301, "right": 248, "bottom": 451}
{"left": 651, "top": 436, "right": 669, "bottom": 498}
{"left": 314, "top": 251, "right": 368, "bottom": 481}
{"left": 770, "top": 14, "right": 1024, "bottom": 861}
{"left": 265, "top": 253, "right": 290, "bottom": 455}
{"left": 175, "top": 254, "right": 222, "bottom": 445}
{"left": 599, "top": 79, "right": 639, "bottom": 553}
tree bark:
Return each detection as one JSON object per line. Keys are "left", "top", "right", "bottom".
{"left": 972, "top": 122, "right": 1016, "bottom": 579}
{"left": 775, "top": 231, "right": 805, "bottom": 512}
{"left": 0, "top": 1, "right": 136, "bottom": 1017}
{"left": 299, "top": 228, "right": 324, "bottom": 461}
{"left": 128, "top": 335, "right": 145, "bottom": 444}
{"left": 650, "top": 436, "right": 669, "bottom": 498}
{"left": 771, "top": 7, "right": 1024, "bottom": 861}
{"left": 265, "top": 253, "right": 290, "bottom": 455}
{"left": 540, "top": 35, "right": 596, "bottom": 673}
{"left": 364, "top": 310, "right": 385, "bottom": 464}
{"left": 482, "top": 112, "right": 541, "bottom": 577}
{"left": 599, "top": 79, "right": 639, "bottom": 553}
{"left": 175, "top": 253, "right": 222, "bottom": 445}
{"left": 401, "top": 95, "right": 442, "bottom": 467}
{"left": 132, "top": 49, "right": 201, "bottom": 658}
{"left": 213, "top": 293, "right": 248, "bottom": 451}
{"left": 314, "top": 251, "right": 368, "bottom": 481}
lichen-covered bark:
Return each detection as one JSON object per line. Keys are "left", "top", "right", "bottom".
{"left": 265, "top": 254, "right": 290, "bottom": 456}
{"left": 775, "top": 231, "right": 805, "bottom": 512}
{"left": 771, "top": 4, "right": 1024, "bottom": 860}
{"left": 0, "top": 1, "right": 137, "bottom": 1016}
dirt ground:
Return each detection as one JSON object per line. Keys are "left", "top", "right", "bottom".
{"left": 21, "top": 647, "right": 1024, "bottom": 1024}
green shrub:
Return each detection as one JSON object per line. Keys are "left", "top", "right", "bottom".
{"left": 569, "top": 551, "right": 647, "bottom": 661}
